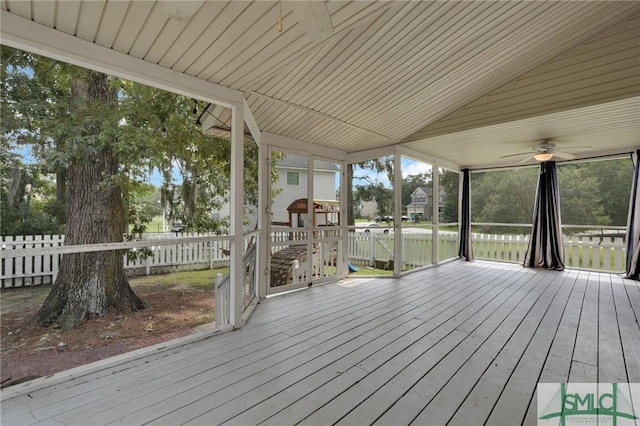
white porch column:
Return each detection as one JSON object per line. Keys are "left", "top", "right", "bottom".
{"left": 432, "top": 166, "right": 440, "bottom": 265}
{"left": 230, "top": 103, "right": 244, "bottom": 328}
{"left": 340, "top": 161, "right": 348, "bottom": 278}
{"left": 258, "top": 142, "right": 269, "bottom": 299}
{"left": 458, "top": 171, "right": 464, "bottom": 247}
{"left": 308, "top": 156, "right": 315, "bottom": 283}
{"left": 393, "top": 149, "right": 402, "bottom": 276}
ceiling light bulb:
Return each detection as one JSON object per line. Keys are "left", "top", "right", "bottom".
{"left": 534, "top": 152, "right": 553, "bottom": 162}
{"left": 161, "top": 120, "right": 167, "bottom": 139}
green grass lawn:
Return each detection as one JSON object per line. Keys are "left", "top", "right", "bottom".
{"left": 130, "top": 267, "right": 229, "bottom": 290}
{"left": 128, "top": 216, "right": 165, "bottom": 233}
{"left": 147, "top": 216, "right": 165, "bottom": 232}
{"left": 348, "top": 265, "right": 394, "bottom": 276}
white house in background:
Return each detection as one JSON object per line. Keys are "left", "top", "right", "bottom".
{"left": 213, "top": 155, "right": 339, "bottom": 227}
{"left": 271, "top": 155, "right": 339, "bottom": 224}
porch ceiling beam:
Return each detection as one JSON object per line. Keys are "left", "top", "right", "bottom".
{"left": 262, "top": 132, "right": 347, "bottom": 162}
{"left": 248, "top": 91, "right": 391, "bottom": 142}
{"left": 0, "top": 10, "right": 243, "bottom": 108}
{"left": 243, "top": 98, "right": 262, "bottom": 145}
{"left": 346, "top": 146, "right": 395, "bottom": 164}
{"left": 398, "top": 146, "right": 461, "bottom": 172}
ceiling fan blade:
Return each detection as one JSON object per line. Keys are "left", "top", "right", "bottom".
{"left": 553, "top": 151, "right": 577, "bottom": 160}
{"left": 499, "top": 152, "right": 530, "bottom": 159}
{"left": 560, "top": 146, "right": 594, "bottom": 152}
{"left": 518, "top": 155, "right": 534, "bottom": 164}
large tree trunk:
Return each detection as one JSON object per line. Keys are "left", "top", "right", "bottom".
{"left": 35, "top": 71, "right": 145, "bottom": 329}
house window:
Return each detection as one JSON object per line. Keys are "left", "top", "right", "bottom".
{"left": 287, "top": 171, "right": 299, "bottom": 185}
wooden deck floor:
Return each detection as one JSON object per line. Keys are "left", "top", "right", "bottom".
{"left": 2, "top": 261, "right": 640, "bottom": 425}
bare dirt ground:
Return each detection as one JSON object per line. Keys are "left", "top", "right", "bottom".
{"left": 1, "top": 284, "right": 214, "bottom": 388}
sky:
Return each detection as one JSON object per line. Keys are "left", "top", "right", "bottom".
{"left": 351, "top": 157, "right": 433, "bottom": 188}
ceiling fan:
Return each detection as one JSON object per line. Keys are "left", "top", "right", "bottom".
{"left": 500, "top": 139, "right": 593, "bottom": 163}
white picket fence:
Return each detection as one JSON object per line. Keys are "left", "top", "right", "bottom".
{"left": 1, "top": 235, "right": 63, "bottom": 288}
{"left": 1, "top": 233, "right": 231, "bottom": 288}
{"left": 348, "top": 232, "right": 459, "bottom": 269}
{"left": 348, "top": 231, "right": 627, "bottom": 272}
{"left": 1, "top": 230, "right": 628, "bottom": 288}
{"left": 471, "top": 233, "right": 626, "bottom": 271}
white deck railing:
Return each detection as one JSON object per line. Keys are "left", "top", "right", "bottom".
{"left": 347, "top": 224, "right": 626, "bottom": 273}
{"left": 1, "top": 225, "right": 628, "bottom": 287}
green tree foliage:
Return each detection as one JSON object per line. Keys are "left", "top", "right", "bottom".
{"left": 440, "top": 170, "right": 459, "bottom": 223}
{"left": 347, "top": 156, "right": 394, "bottom": 225}
{"left": 557, "top": 164, "right": 610, "bottom": 227}
{"left": 1, "top": 47, "right": 73, "bottom": 232}
{"left": 471, "top": 168, "right": 538, "bottom": 233}
{"left": 0, "top": 153, "right": 63, "bottom": 235}
{"left": 353, "top": 182, "right": 393, "bottom": 218}
{"left": 470, "top": 159, "right": 632, "bottom": 234}
{"left": 116, "top": 82, "right": 258, "bottom": 233}
{"left": 1, "top": 46, "right": 268, "bottom": 328}
{"left": 571, "top": 157, "right": 633, "bottom": 226}
{"left": 1, "top": 46, "right": 266, "bottom": 236}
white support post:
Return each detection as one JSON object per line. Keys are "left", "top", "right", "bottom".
{"left": 307, "top": 155, "right": 314, "bottom": 284}
{"left": 393, "top": 149, "right": 402, "bottom": 276}
{"left": 340, "top": 162, "right": 348, "bottom": 278}
{"left": 230, "top": 104, "right": 244, "bottom": 328}
{"left": 258, "top": 142, "right": 269, "bottom": 299}
{"left": 432, "top": 166, "right": 440, "bottom": 265}
{"left": 458, "top": 171, "right": 465, "bottom": 252}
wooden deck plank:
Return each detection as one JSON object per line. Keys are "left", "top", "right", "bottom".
{"left": 443, "top": 269, "right": 571, "bottom": 425}
{"left": 622, "top": 276, "right": 640, "bottom": 320}
{"left": 373, "top": 268, "right": 562, "bottom": 425}
{"left": 483, "top": 270, "right": 578, "bottom": 425}
{"left": 229, "top": 266, "right": 524, "bottom": 425}
{"left": 330, "top": 267, "right": 545, "bottom": 426}
{"left": 1, "top": 261, "right": 637, "bottom": 426}
{"left": 123, "top": 263, "right": 516, "bottom": 424}
{"left": 597, "top": 272, "right": 627, "bottom": 383}
{"left": 569, "top": 271, "right": 599, "bottom": 382}
{"left": 612, "top": 276, "right": 640, "bottom": 383}
{"left": 520, "top": 270, "right": 589, "bottom": 426}
{"left": 413, "top": 269, "right": 581, "bottom": 426}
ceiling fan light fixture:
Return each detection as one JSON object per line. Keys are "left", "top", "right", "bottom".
{"left": 534, "top": 152, "right": 554, "bottom": 162}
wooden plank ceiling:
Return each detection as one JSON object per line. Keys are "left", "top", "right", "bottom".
{"left": 1, "top": 1, "right": 639, "bottom": 168}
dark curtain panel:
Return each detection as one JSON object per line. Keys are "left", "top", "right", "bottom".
{"left": 625, "top": 150, "right": 640, "bottom": 280}
{"left": 458, "top": 168, "right": 474, "bottom": 261}
{"left": 523, "top": 161, "right": 565, "bottom": 270}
